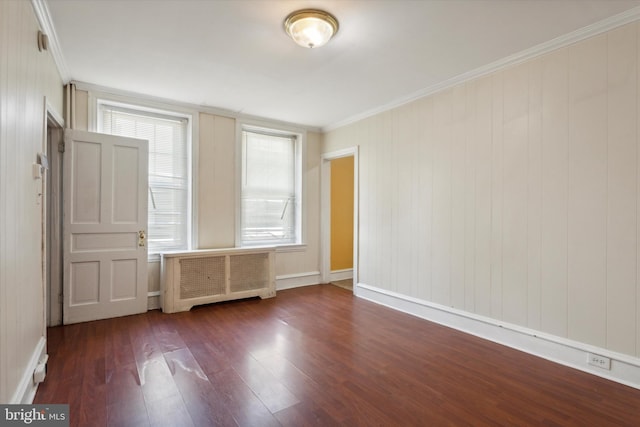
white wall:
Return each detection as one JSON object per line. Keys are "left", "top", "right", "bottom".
{"left": 0, "top": 0, "right": 64, "bottom": 403}
{"left": 324, "top": 22, "right": 640, "bottom": 360}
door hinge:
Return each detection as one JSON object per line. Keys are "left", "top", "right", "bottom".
{"left": 58, "top": 141, "right": 65, "bottom": 153}
{"left": 58, "top": 293, "right": 63, "bottom": 304}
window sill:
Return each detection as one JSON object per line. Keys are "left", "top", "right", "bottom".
{"left": 275, "top": 243, "right": 307, "bottom": 253}
{"left": 239, "top": 243, "right": 307, "bottom": 253}
{"left": 148, "top": 243, "right": 308, "bottom": 262}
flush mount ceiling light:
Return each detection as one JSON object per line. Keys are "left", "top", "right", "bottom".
{"left": 284, "top": 9, "right": 339, "bottom": 48}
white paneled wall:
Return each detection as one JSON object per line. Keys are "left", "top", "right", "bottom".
{"left": 606, "top": 24, "right": 637, "bottom": 356}
{"left": 0, "top": 1, "right": 64, "bottom": 402}
{"left": 324, "top": 22, "right": 640, "bottom": 359}
{"left": 198, "top": 113, "right": 236, "bottom": 248}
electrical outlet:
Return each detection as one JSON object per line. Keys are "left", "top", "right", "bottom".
{"left": 588, "top": 353, "right": 611, "bottom": 370}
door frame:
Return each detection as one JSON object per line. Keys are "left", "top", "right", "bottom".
{"left": 320, "top": 146, "right": 359, "bottom": 293}
{"left": 44, "top": 99, "right": 64, "bottom": 327}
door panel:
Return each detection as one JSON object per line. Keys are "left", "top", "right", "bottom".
{"left": 71, "top": 140, "right": 101, "bottom": 224}
{"left": 63, "top": 129, "right": 148, "bottom": 324}
{"left": 70, "top": 261, "right": 100, "bottom": 305}
{"left": 113, "top": 145, "right": 140, "bottom": 223}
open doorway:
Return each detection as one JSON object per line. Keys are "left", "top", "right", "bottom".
{"left": 320, "top": 147, "right": 359, "bottom": 293}
{"left": 44, "top": 105, "right": 64, "bottom": 327}
{"left": 329, "top": 156, "right": 354, "bottom": 289}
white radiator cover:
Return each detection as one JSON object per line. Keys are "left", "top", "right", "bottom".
{"left": 161, "top": 247, "right": 276, "bottom": 313}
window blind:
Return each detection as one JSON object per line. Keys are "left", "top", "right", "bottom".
{"left": 99, "top": 104, "right": 189, "bottom": 254}
{"left": 241, "top": 130, "right": 298, "bottom": 245}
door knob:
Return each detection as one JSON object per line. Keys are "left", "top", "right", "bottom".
{"left": 138, "top": 230, "right": 146, "bottom": 247}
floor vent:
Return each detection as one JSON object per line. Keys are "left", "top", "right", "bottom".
{"left": 161, "top": 248, "right": 276, "bottom": 313}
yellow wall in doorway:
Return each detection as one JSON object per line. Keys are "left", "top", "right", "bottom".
{"left": 331, "top": 156, "right": 354, "bottom": 271}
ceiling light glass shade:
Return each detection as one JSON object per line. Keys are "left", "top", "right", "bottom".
{"left": 284, "top": 9, "right": 339, "bottom": 48}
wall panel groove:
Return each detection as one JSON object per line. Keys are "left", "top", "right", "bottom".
{"left": 0, "top": 0, "right": 63, "bottom": 402}
{"left": 324, "top": 21, "right": 640, "bottom": 361}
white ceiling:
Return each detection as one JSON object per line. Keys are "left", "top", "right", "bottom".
{"left": 45, "top": 0, "right": 640, "bottom": 129}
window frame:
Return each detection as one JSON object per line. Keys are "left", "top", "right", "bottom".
{"left": 236, "top": 122, "right": 305, "bottom": 249}
{"left": 93, "top": 95, "right": 196, "bottom": 260}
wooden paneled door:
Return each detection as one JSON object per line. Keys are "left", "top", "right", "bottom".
{"left": 62, "top": 129, "right": 148, "bottom": 324}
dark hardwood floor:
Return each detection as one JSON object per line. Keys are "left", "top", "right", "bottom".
{"left": 35, "top": 284, "right": 640, "bottom": 426}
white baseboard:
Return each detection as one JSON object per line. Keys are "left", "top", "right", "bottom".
{"left": 276, "top": 271, "right": 321, "bottom": 290}
{"left": 355, "top": 282, "right": 640, "bottom": 390}
{"left": 11, "top": 336, "right": 47, "bottom": 403}
{"left": 330, "top": 269, "right": 353, "bottom": 282}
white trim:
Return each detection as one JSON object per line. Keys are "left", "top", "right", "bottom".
{"left": 190, "top": 113, "right": 200, "bottom": 251}
{"left": 71, "top": 84, "right": 76, "bottom": 129}
{"left": 330, "top": 268, "right": 353, "bottom": 282}
{"left": 46, "top": 100, "right": 65, "bottom": 129}
{"left": 234, "top": 243, "right": 308, "bottom": 253}
{"left": 323, "top": 6, "right": 640, "bottom": 132}
{"left": 321, "top": 147, "right": 356, "bottom": 160}
{"left": 86, "top": 90, "right": 96, "bottom": 131}
{"left": 320, "top": 147, "right": 359, "bottom": 288}
{"left": 235, "top": 120, "right": 242, "bottom": 247}
{"left": 10, "top": 337, "right": 46, "bottom": 403}
{"left": 30, "top": 0, "right": 71, "bottom": 82}
{"left": 275, "top": 244, "right": 308, "bottom": 253}
{"left": 355, "top": 283, "right": 640, "bottom": 390}
{"left": 45, "top": 100, "right": 64, "bottom": 327}
{"left": 73, "top": 81, "right": 322, "bottom": 133}
{"left": 276, "top": 271, "right": 321, "bottom": 290}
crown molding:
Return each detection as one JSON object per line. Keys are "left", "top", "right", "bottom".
{"left": 323, "top": 5, "right": 640, "bottom": 133}
{"left": 29, "top": 0, "right": 640, "bottom": 133}
{"left": 31, "top": 0, "right": 70, "bottom": 83}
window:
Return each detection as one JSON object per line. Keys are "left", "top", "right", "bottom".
{"left": 98, "top": 102, "right": 191, "bottom": 254}
{"left": 240, "top": 127, "right": 301, "bottom": 246}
